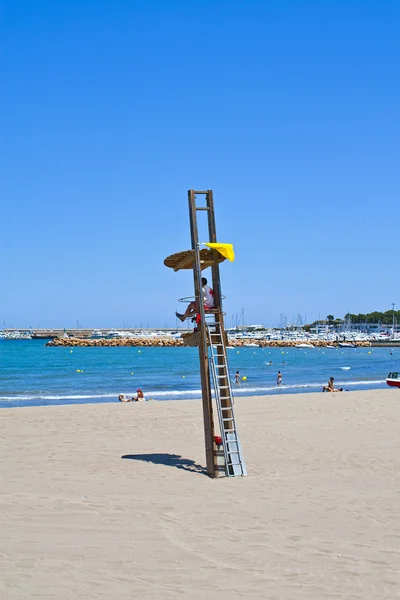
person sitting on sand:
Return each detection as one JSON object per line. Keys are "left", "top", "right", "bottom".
{"left": 133, "top": 388, "right": 145, "bottom": 401}
{"left": 118, "top": 394, "right": 132, "bottom": 402}
{"left": 322, "top": 377, "right": 343, "bottom": 392}
{"left": 175, "top": 277, "right": 214, "bottom": 322}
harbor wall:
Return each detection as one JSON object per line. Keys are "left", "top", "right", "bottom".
{"left": 46, "top": 337, "right": 372, "bottom": 348}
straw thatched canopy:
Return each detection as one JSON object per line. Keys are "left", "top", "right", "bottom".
{"left": 164, "top": 249, "right": 226, "bottom": 272}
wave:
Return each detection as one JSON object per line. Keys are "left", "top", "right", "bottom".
{"left": 0, "top": 379, "right": 386, "bottom": 404}
{"left": 232, "top": 380, "right": 385, "bottom": 393}
{"left": 0, "top": 393, "right": 117, "bottom": 401}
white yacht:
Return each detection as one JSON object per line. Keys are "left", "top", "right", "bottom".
{"left": 91, "top": 330, "right": 105, "bottom": 339}
{"left": 106, "top": 330, "right": 123, "bottom": 339}
{"left": 0, "top": 331, "right": 32, "bottom": 340}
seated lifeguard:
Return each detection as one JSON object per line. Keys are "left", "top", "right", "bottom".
{"left": 176, "top": 277, "right": 214, "bottom": 322}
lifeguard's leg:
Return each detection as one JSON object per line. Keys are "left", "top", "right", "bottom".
{"left": 176, "top": 302, "right": 196, "bottom": 322}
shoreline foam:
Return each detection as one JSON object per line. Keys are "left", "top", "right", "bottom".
{"left": 0, "top": 378, "right": 388, "bottom": 408}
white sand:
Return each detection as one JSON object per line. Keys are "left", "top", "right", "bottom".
{"left": 1, "top": 389, "right": 399, "bottom": 599}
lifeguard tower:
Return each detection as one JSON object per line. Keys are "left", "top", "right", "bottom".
{"left": 164, "top": 190, "right": 247, "bottom": 478}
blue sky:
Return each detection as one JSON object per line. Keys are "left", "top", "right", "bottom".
{"left": 1, "top": 0, "right": 399, "bottom": 329}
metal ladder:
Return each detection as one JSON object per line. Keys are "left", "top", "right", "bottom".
{"left": 205, "top": 314, "right": 247, "bottom": 477}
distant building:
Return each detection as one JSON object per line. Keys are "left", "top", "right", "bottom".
{"left": 336, "top": 322, "right": 392, "bottom": 334}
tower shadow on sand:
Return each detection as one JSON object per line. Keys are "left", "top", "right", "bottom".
{"left": 121, "top": 453, "right": 207, "bottom": 475}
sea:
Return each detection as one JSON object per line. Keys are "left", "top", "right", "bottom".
{"left": 0, "top": 340, "right": 396, "bottom": 408}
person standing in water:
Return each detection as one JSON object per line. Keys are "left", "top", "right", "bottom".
{"left": 277, "top": 371, "right": 282, "bottom": 386}
{"left": 235, "top": 371, "right": 240, "bottom": 385}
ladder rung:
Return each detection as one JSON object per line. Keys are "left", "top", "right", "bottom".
{"left": 222, "top": 417, "right": 234, "bottom": 421}
{"left": 214, "top": 354, "right": 225, "bottom": 357}
{"left": 219, "top": 386, "right": 230, "bottom": 389}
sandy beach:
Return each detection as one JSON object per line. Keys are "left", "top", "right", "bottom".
{"left": 1, "top": 389, "right": 399, "bottom": 599}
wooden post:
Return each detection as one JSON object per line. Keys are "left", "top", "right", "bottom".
{"left": 188, "top": 190, "right": 216, "bottom": 477}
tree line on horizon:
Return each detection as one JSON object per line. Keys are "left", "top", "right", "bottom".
{"left": 324, "top": 310, "right": 400, "bottom": 325}
{"left": 301, "top": 310, "right": 398, "bottom": 331}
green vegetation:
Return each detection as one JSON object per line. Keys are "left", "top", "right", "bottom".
{"left": 344, "top": 310, "right": 400, "bottom": 324}
{"left": 303, "top": 309, "right": 398, "bottom": 331}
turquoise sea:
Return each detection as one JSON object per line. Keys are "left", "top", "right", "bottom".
{"left": 0, "top": 340, "right": 396, "bottom": 408}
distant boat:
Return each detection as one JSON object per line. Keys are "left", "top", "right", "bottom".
{"left": 106, "top": 330, "right": 121, "bottom": 339}
{"left": 91, "top": 330, "right": 104, "bottom": 339}
{"left": 386, "top": 372, "right": 400, "bottom": 388}
{"left": 243, "top": 343, "right": 258, "bottom": 348}
{"left": 0, "top": 330, "right": 32, "bottom": 340}
{"left": 338, "top": 342, "right": 355, "bottom": 348}
{"left": 296, "top": 343, "right": 314, "bottom": 349}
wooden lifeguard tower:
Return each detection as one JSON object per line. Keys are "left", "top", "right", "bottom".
{"left": 164, "top": 190, "right": 247, "bottom": 478}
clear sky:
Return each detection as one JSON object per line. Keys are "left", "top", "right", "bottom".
{"left": 1, "top": 0, "right": 399, "bottom": 329}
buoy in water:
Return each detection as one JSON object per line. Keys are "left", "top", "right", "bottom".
{"left": 242, "top": 376, "right": 247, "bottom": 381}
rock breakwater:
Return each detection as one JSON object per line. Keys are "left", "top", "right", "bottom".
{"left": 46, "top": 337, "right": 371, "bottom": 348}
